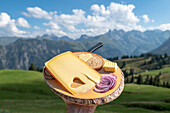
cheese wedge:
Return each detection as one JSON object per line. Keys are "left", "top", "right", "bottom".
{"left": 103, "top": 62, "right": 117, "bottom": 72}
{"left": 45, "top": 51, "right": 101, "bottom": 95}
{"left": 79, "top": 54, "right": 93, "bottom": 62}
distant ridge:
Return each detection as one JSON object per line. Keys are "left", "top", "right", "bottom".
{"left": 151, "top": 37, "right": 170, "bottom": 55}
{"left": 37, "top": 34, "right": 73, "bottom": 41}
{"left": 0, "top": 39, "right": 86, "bottom": 70}
{"left": 0, "top": 37, "right": 20, "bottom": 45}
{"left": 1, "top": 30, "right": 170, "bottom": 70}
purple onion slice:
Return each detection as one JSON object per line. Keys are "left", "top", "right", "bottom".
{"left": 93, "top": 74, "right": 117, "bottom": 93}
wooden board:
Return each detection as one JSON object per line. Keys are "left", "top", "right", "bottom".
{"left": 43, "top": 59, "right": 124, "bottom": 105}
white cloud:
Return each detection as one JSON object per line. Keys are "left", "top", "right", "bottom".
{"left": 0, "top": 12, "right": 11, "bottom": 26}
{"left": 16, "top": 17, "right": 30, "bottom": 28}
{"left": 151, "top": 23, "right": 170, "bottom": 31}
{"left": 29, "top": 2, "right": 143, "bottom": 39}
{"left": 2, "top": 2, "right": 147, "bottom": 38}
{"left": 0, "top": 12, "right": 27, "bottom": 37}
{"left": 142, "top": 15, "right": 150, "bottom": 23}
{"left": 45, "top": 29, "right": 67, "bottom": 37}
{"left": 40, "top": 9, "right": 87, "bottom": 38}
{"left": 142, "top": 14, "right": 154, "bottom": 23}
{"left": 34, "top": 26, "right": 40, "bottom": 30}
{"left": 58, "top": 9, "right": 85, "bottom": 26}
{"left": 85, "top": 3, "right": 141, "bottom": 31}
{"left": 2, "top": 2, "right": 170, "bottom": 38}
{"left": 157, "top": 23, "right": 170, "bottom": 30}
{"left": 22, "top": 7, "right": 52, "bottom": 20}
{"left": 43, "top": 21, "right": 60, "bottom": 30}
{"left": 91, "top": 4, "right": 100, "bottom": 12}
{"left": 146, "top": 23, "right": 170, "bottom": 31}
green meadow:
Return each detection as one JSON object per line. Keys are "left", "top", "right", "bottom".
{"left": 0, "top": 70, "right": 170, "bottom": 113}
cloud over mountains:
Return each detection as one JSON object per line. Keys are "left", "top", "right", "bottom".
{"left": 0, "top": 13, "right": 29, "bottom": 37}
{"left": 0, "top": 2, "right": 170, "bottom": 38}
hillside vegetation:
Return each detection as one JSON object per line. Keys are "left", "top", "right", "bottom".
{"left": 108, "top": 53, "right": 170, "bottom": 87}
{"left": 0, "top": 70, "right": 170, "bottom": 113}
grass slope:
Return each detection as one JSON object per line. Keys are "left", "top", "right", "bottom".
{"left": 140, "top": 67, "right": 170, "bottom": 82}
{"left": 0, "top": 70, "right": 170, "bottom": 113}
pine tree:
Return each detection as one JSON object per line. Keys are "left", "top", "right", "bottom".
{"left": 143, "top": 61, "right": 147, "bottom": 65}
{"left": 39, "top": 68, "right": 43, "bottom": 72}
{"left": 37, "top": 67, "right": 40, "bottom": 71}
{"left": 131, "top": 75, "right": 134, "bottom": 83}
{"left": 164, "top": 53, "right": 168, "bottom": 58}
{"left": 154, "top": 76, "right": 157, "bottom": 86}
{"left": 126, "top": 77, "right": 129, "bottom": 83}
{"left": 29, "top": 63, "right": 37, "bottom": 71}
{"left": 129, "top": 68, "right": 134, "bottom": 75}
{"left": 123, "top": 70, "right": 128, "bottom": 78}
{"left": 149, "top": 76, "right": 153, "bottom": 85}
{"left": 122, "top": 61, "right": 126, "bottom": 68}
{"left": 157, "top": 76, "right": 160, "bottom": 86}
{"left": 152, "top": 75, "right": 160, "bottom": 86}
{"left": 137, "top": 74, "right": 143, "bottom": 84}
{"left": 145, "top": 75, "right": 149, "bottom": 84}
{"left": 166, "top": 82, "right": 169, "bottom": 88}
{"left": 163, "top": 81, "right": 166, "bottom": 87}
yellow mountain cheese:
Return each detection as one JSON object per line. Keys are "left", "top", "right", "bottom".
{"left": 45, "top": 51, "right": 101, "bottom": 95}
{"left": 79, "top": 53, "right": 93, "bottom": 62}
{"left": 103, "top": 62, "right": 117, "bottom": 72}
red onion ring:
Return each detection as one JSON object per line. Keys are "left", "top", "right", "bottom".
{"left": 93, "top": 87, "right": 110, "bottom": 93}
{"left": 93, "top": 74, "right": 117, "bottom": 93}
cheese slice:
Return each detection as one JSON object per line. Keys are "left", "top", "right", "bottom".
{"left": 79, "top": 54, "right": 93, "bottom": 62}
{"left": 103, "top": 62, "right": 117, "bottom": 72}
{"left": 45, "top": 51, "right": 101, "bottom": 95}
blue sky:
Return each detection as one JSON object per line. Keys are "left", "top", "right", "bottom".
{"left": 0, "top": 0, "right": 170, "bottom": 39}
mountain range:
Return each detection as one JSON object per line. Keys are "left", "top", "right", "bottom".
{"left": 0, "top": 36, "right": 20, "bottom": 45}
{"left": 0, "top": 29, "right": 170, "bottom": 70}
{"left": 151, "top": 37, "right": 170, "bottom": 54}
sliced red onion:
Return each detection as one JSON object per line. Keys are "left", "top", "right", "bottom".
{"left": 93, "top": 74, "right": 117, "bottom": 93}
{"left": 96, "top": 83, "right": 108, "bottom": 89}
{"left": 93, "top": 87, "right": 110, "bottom": 93}
{"left": 110, "top": 79, "right": 116, "bottom": 89}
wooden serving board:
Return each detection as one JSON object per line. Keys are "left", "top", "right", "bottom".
{"left": 43, "top": 59, "right": 124, "bottom": 105}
